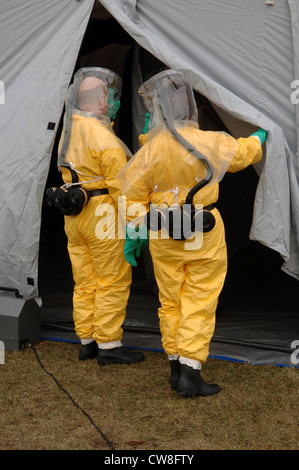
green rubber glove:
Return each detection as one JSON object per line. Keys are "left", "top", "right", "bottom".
{"left": 251, "top": 128, "right": 267, "bottom": 145}
{"left": 124, "top": 242, "right": 138, "bottom": 267}
{"left": 124, "top": 228, "right": 139, "bottom": 267}
{"left": 124, "top": 225, "right": 149, "bottom": 267}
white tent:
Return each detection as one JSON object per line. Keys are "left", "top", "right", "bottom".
{"left": 1, "top": 1, "right": 298, "bottom": 364}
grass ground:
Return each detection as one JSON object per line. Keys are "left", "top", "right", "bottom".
{"left": 1, "top": 340, "right": 298, "bottom": 451}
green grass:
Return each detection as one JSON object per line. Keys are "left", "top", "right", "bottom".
{"left": 0, "top": 340, "right": 298, "bottom": 450}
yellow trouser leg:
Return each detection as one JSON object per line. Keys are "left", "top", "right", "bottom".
{"left": 149, "top": 209, "right": 227, "bottom": 363}
{"left": 177, "top": 240, "right": 227, "bottom": 362}
{"left": 67, "top": 238, "right": 98, "bottom": 340}
{"left": 149, "top": 237, "right": 185, "bottom": 355}
{"left": 65, "top": 196, "right": 132, "bottom": 343}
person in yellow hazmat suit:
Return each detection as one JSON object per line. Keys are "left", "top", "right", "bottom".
{"left": 53, "top": 67, "right": 144, "bottom": 366}
{"left": 117, "top": 69, "right": 267, "bottom": 396}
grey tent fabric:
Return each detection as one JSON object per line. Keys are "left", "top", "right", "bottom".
{"left": 100, "top": 0, "right": 299, "bottom": 281}
{"left": 0, "top": 0, "right": 298, "bottom": 305}
{"left": 0, "top": 0, "right": 94, "bottom": 298}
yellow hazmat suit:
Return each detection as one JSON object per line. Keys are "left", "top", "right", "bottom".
{"left": 60, "top": 112, "right": 132, "bottom": 345}
{"left": 120, "top": 126, "right": 262, "bottom": 364}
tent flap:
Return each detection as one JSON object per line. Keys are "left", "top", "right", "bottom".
{"left": 0, "top": 0, "right": 298, "bottom": 305}
{"left": 100, "top": 0, "right": 299, "bottom": 280}
{"left": 0, "top": 0, "right": 94, "bottom": 298}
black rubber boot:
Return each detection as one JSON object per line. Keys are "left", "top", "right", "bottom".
{"left": 177, "top": 364, "right": 221, "bottom": 397}
{"left": 97, "top": 347, "right": 145, "bottom": 365}
{"left": 168, "top": 360, "right": 180, "bottom": 390}
{"left": 78, "top": 341, "right": 98, "bottom": 360}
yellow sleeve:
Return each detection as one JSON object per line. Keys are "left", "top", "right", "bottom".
{"left": 101, "top": 147, "right": 128, "bottom": 204}
{"left": 227, "top": 136, "right": 263, "bottom": 173}
{"left": 117, "top": 145, "right": 152, "bottom": 224}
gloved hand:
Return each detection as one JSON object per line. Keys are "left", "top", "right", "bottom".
{"left": 124, "top": 224, "right": 149, "bottom": 267}
{"left": 251, "top": 128, "right": 267, "bottom": 145}
{"left": 124, "top": 236, "right": 139, "bottom": 267}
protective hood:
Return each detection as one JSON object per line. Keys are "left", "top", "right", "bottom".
{"left": 139, "top": 69, "right": 198, "bottom": 130}
{"left": 118, "top": 70, "right": 238, "bottom": 204}
{"left": 58, "top": 67, "right": 123, "bottom": 168}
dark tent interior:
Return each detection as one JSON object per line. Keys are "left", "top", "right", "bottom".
{"left": 38, "top": 5, "right": 299, "bottom": 367}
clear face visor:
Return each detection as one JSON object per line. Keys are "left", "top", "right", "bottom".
{"left": 72, "top": 67, "right": 122, "bottom": 117}
{"left": 58, "top": 67, "right": 122, "bottom": 167}
{"left": 138, "top": 69, "right": 198, "bottom": 130}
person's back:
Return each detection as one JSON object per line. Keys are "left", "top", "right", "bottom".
{"left": 56, "top": 67, "right": 144, "bottom": 366}
{"left": 119, "top": 69, "right": 266, "bottom": 396}
{"left": 61, "top": 112, "right": 128, "bottom": 202}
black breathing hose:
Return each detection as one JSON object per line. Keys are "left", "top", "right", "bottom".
{"left": 157, "top": 85, "right": 214, "bottom": 206}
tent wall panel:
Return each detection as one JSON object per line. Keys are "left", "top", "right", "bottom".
{"left": 100, "top": 0, "right": 299, "bottom": 281}
{"left": 0, "top": 0, "right": 94, "bottom": 298}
